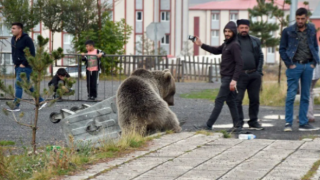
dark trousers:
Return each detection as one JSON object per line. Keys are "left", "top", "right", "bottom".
{"left": 86, "top": 70, "right": 98, "bottom": 98}
{"left": 236, "top": 71, "right": 262, "bottom": 127}
{"left": 207, "top": 76, "right": 240, "bottom": 127}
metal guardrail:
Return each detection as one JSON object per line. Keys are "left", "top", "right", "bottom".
{"left": 0, "top": 53, "right": 222, "bottom": 101}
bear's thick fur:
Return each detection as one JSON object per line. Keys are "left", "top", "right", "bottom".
{"left": 116, "top": 69, "right": 181, "bottom": 134}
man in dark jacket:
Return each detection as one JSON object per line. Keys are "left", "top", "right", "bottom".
{"left": 236, "top": 19, "right": 264, "bottom": 130}
{"left": 81, "top": 40, "right": 105, "bottom": 101}
{"left": 48, "top": 68, "right": 71, "bottom": 101}
{"left": 7, "top": 22, "right": 46, "bottom": 112}
{"left": 194, "top": 21, "right": 243, "bottom": 132}
{"left": 279, "top": 8, "right": 320, "bottom": 131}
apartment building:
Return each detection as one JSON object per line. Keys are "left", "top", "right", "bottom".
{"left": 113, "top": 0, "right": 189, "bottom": 56}
{"left": 1, "top": 0, "right": 320, "bottom": 65}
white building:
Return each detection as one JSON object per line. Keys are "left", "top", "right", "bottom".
{"left": 1, "top": 0, "right": 319, "bottom": 66}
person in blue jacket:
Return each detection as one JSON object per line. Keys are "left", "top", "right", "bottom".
{"left": 279, "top": 8, "right": 320, "bottom": 132}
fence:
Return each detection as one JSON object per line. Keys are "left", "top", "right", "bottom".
{"left": 0, "top": 53, "right": 221, "bottom": 101}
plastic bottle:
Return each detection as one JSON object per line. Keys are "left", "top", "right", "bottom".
{"left": 239, "top": 134, "right": 256, "bottom": 140}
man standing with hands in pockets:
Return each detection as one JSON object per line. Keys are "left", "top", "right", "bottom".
{"left": 194, "top": 21, "right": 243, "bottom": 132}
{"left": 279, "top": 8, "right": 320, "bottom": 131}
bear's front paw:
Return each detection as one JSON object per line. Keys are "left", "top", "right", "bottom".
{"left": 173, "top": 126, "right": 182, "bottom": 133}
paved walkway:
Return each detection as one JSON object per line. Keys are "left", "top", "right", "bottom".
{"left": 64, "top": 132, "right": 320, "bottom": 180}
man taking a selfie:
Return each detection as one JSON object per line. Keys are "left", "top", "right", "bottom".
{"left": 194, "top": 21, "right": 243, "bottom": 132}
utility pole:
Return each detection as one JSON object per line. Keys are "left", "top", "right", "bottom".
{"left": 154, "top": 0, "right": 159, "bottom": 56}
{"left": 289, "top": 0, "right": 298, "bottom": 25}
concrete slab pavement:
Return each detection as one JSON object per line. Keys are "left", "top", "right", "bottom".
{"left": 63, "top": 132, "right": 320, "bottom": 180}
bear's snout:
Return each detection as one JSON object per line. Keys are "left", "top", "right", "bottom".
{"left": 168, "top": 101, "right": 174, "bottom": 106}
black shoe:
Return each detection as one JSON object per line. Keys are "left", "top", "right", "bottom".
{"left": 227, "top": 127, "right": 243, "bottom": 133}
{"left": 90, "top": 97, "right": 96, "bottom": 101}
{"left": 6, "top": 105, "right": 20, "bottom": 112}
{"left": 249, "top": 122, "right": 264, "bottom": 130}
{"left": 193, "top": 124, "right": 213, "bottom": 131}
{"left": 299, "top": 124, "right": 320, "bottom": 131}
{"left": 284, "top": 123, "right": 293, "bottom": 132}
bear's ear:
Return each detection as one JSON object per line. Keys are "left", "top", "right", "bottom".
{"left": 164, "top": 72, "right": 172, "bottom": 81}
{"left": 163, "top": 69, "right": 170, "bottom": 73}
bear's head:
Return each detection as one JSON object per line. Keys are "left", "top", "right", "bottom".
{"left": 152, "top": 69, "right": 176, "bottom": 106}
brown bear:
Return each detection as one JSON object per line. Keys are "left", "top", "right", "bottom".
{"left": 116, "top": 69, "right": 181, "bottom": 135}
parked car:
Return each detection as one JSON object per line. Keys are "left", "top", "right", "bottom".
{"left": 65, "top": 66, "right": 86, "bottom": 78}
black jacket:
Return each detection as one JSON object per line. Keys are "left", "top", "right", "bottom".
{"left": 201, "top": 21, "right": 243, "bottom": 81}
{"left": 238, "top": 35, "right": 264, "bottom": 75}
{"left": 82, "top": 49, "right": 105, "bottom": 71}
{"left": 11, "top": 33, "right": 35, "bottom": 67}
{"left": 48, "top": 73, "right": 70, "bottom": 90}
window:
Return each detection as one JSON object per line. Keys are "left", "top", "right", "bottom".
{"left": 269, "top": 31, "right": 274, "bottom": 37}
{"left": 211, "top": 30, "right": 219, "bottom": 46}
{"left": 33, "top": 32, "right": 41, "bottom": 46}
{"left": 251, "top": 16, "right": 257, "bottom": 23}
{"left": 136, "top": 0, "right": 142, "bottom": 9}
{"left": 161, "top": 35, "right": 169, "bottom": 44}
{"left": 33, "top": 23, "right": 40, "bottom": 32}
{"left": 212, "top": 14, "right": 219, "bottom": 21}
{"left": 135, "top": 35, "right": 143, "bottom": 55}
{"left": 63, "top": 34, "right": 74, "bottom": 53}
{"left": 101, "top": 0, "right": 113, "bottom": 6}
{"left": 230, "top": 13, "right": 238, "bottom": 22}
{"left": 268, "top": 47, "right": 275, "bottom": 53}
{"left": 136, "top": 11, "right": 143, "bottom": 21}
{"left": 211, "top": 30, "right": 219, "bottom": 37}
{"left": 161, "top": 12, "right": 170, "bottom": 21}
{"left": 0, "top": 14, "right": 10, "bottom": 36}
{"left": 268, "top": 14, "right": 276, "bottom": 22}
{"left": 109, "top": 11, "right": 113, "bottom": 21}
{"left": 63, "top": 34, "right": 73, "bottom": 44}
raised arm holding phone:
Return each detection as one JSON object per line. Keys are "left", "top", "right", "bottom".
{"left": 193, "top": 21, "right": 243, "bottom": 132}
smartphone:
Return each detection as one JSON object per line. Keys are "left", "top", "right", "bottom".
{"left": 188, "top": 35, "right": 196, "bottom": 42}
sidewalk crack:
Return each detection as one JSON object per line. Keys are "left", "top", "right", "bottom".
{"left": 173, "top": 140, "right": 245, "bottom": 180}
{"left": 215, "top": 140, "right": 277, "bottom": 180}
{"left": 259, "top": 141, "right": 306, "bottom": 180}
{"left": 86, "top": 133, "right": 196, "bottom": 180}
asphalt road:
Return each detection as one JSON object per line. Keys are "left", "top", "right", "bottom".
{"left": 0, "top": 82, "right": 319, "bottom": 148}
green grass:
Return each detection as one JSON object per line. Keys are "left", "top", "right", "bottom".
{"left": 195, "top": 130, "right": 213, "bottom": 136}
{"left": 300, "top": 134, "right": 320, "bottom": 140}
{"left": 0, "top": 141, "right": 15, "bottom": 146}
{"left": 301, "top": 159, "right": 320, "bottom": 180}
{"left": 180, "top": 82, "right": 287, "bottom": 107}
{"left": 0, "top": 128, "right": 158, "bottom": 180}
{"left": 219, "top": 130, "right": 232, "bottom": 138}
{"left": 180, "top": 89, "right": 220, "bottom": 101}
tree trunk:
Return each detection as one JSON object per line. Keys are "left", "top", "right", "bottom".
{"left": 51, "top": 31, "right": 55, "bottom": 53}
{"left": 32, "top": 76, "right": 41, "bottom": 154}
{"left": 97, "top": 0, "right": 102, "bottom": 32}
{"left": 278, "top": 1, "right": 286, "bottom": 85}
{"left": 51, "top": 31, "right": 55, "bottom": 77}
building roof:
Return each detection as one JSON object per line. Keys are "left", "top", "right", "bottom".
{"left": 189, "top": 0, "right": 306, "bottom": 11}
